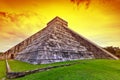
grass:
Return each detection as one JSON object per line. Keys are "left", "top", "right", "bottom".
{"left": 8, "top": 60, "right": 79, "bottom": 72}
{"left": 12, "top": 59, "right": 120, "bottom": 80}
{"left": 0, "top": 60, "right": 6, "bottom": 79}
{"left": 1, "top": 59, "right": 120, "bottom": 80}
{"left": 0, "top": 59, "right": 77, "bottom": 79}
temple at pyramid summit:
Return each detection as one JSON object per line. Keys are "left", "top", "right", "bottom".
{"left": 3, "top": 16, "right": 119, "bottom": 64}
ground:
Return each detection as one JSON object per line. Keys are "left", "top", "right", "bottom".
{"left": 0, "top": 59, "right": 120, "bottom": 80}
{"left": 0, "top": 60, "right": 6, "bottom": 79}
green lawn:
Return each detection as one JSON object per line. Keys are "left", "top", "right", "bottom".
{"left": 13, "top": 59, "right": 120, "bottom": 80}
{"left": 1, "top": 59, "right": 120, "bottom": 80}
{"left": 0, "top": 60, "right": 6, "bottom": 80}
{"left": 0, "top": 59, "right": 77, "bottom": 79}
{"left": 8, "top": 60, "right": 79, "bottom": 72}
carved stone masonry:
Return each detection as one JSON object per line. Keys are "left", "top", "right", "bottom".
{"left": 3, "top": 16, "right": 119, "bottom": 64}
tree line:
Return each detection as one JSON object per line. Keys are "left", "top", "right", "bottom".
{"left": 104, "top": 46, "right": 120, "bottom": 58}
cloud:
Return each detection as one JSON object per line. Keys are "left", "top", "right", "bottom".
{"left": 70, "top": 0, "right": 120, "bottom": 13}
{"left": 0, "top": 11, "right": 45, "bottom": 52}
{"left": 70, "top": 0, "right": 91, "bottom": 9}
{"left": 0, "top": 11, "right": 43, "bottom": 36}
{"left": 0, "top": 12, "right": 7, "bottom": 17}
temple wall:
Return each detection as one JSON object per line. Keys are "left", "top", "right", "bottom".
{"left": 64, "top": 27, "right": 118, "bottom": 59}
{"left": 3, "top": 16, "right": 118, "bottom": 63}
{"left": 3, "top": 24, "right": 54, "bottom": 59}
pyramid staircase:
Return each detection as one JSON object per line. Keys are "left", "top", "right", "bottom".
{"left": 4, "top": 17, "right": 119, "bottom": 64}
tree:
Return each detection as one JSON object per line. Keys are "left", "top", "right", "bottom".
{"left": 104, "top": 46, "right": 120, "bottom": 58}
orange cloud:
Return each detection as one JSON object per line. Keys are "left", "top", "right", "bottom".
{"left": 70, "top": 0, "right": 90, "bottom": 8}
{"left": 0, "top": 11, "right": 46, "bottom": 52}
{"left": 0, "top": 0, "right": 120, "bottom": 52}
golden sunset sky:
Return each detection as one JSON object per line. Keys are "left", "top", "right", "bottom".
{"left": 0, "top": 0, "right": 120, "bottom": 52}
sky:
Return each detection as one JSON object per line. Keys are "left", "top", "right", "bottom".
{"left": 0, "top": 0, "right": 120, "bottom": 52}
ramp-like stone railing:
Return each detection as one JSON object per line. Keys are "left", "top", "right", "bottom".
{"left": 6, "top": 62, "right": 79, "bottom": 79}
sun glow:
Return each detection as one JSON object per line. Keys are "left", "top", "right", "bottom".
{"left": 0, "top": 0, "right": 120, "bottom": 52}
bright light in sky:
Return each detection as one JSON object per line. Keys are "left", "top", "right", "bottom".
{"left": 0, "top": 0, "right": 120, "bottom": 52}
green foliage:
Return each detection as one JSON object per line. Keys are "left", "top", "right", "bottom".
{"left": 104, "top": 46, "right": 120, "bottom": 58}
{"left": 0, "top": 52, "right": 3, "bottom": 55}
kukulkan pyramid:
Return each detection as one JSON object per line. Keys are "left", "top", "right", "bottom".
{"left": 4, "top": 17, "right": 119, "bottom": 64}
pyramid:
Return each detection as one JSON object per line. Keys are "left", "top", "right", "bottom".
{"left": 4, "top": 17, "right": 119, "bottom": 64}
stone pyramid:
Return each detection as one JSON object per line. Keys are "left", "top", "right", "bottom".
{"left": 4, "top": 17, "right": 119, "bottom": 64}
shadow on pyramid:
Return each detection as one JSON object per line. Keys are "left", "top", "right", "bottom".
{"left": 4, "top": 16, "right": 119, "bottom": 64}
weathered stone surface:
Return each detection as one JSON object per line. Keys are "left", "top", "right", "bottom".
{"left": 7, "top": 72, "right": 25, "bottom": 79}
{"left": 6, "top": 59, "right": 11, "bottom": 73}
{"left": 3, "top": 16, "right": 119, "bottom": 64}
